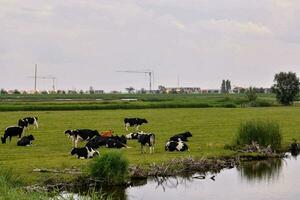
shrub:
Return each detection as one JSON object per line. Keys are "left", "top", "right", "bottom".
{"left": 235, "top": 120, "right": 282, "bottom": 150}
{"left": 89, "top": 151, "right": 129, "bottom": 185}
{"left": 246, "top": 87, "right": 257, "bottom": 102}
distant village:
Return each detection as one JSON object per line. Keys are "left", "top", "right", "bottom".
{"left": 0, "top": 85, "right": 272, "bottom": 95}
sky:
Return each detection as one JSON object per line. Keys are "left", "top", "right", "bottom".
{"left": 1, "top": 0, "right": 300, "bottom": 92}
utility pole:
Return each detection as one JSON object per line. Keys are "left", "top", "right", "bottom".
{"left": 29, "top": 64, "right": 57, "bottom": 92}
{"left": 34, "top": 64, "right": 37, "bottom": 92}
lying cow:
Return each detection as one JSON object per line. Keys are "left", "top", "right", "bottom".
{"left": 169, "top": 131, "right": 192, "bottom": 142}
{"left": 106, "top": 136, "right": 128, "bottom": 148}
{"left": 85, "top": 135, "right": 108, "bottom": 149}
{"left": 1, "top": 126, "right": 25, "bottom": 144}
{"left": 124, "top": 118, "right": 148, "bottom": 131}
{"left": 86, "top": 135, "right": 127, "bottom": 149}
{"left": 101, "top": 130, "right": 114, "bottom": 137}
{"left": 17, "top": 135, "right": 35, "bottom": 146}
{"left": 18, "top": 117, "right": 38, "bottom": 129}
{"left": 71, "top": 146, "right": 99, "bottom": 159}
{"left": 165, "top": 141, "right": 189, "bottom": 152}
{"left": 138, "top": 133, "right": 155, "bottom": 154}
{"left": 65, "top": 129, "right": 99, "bottom": 147}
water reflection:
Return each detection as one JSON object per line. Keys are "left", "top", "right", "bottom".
{"left": 59, "top": 155, "right": 300, "bottom": 200}
{"left": 238, "top": 159, "right": 283, "bottom": 183}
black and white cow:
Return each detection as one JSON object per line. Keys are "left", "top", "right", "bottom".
{"left": 65, "top": 129, "right": 100, "bottom": 147}
{"left": 1, "top": 126, "right": 24, "bottom": 144}
{"left": 126, "top": 131, "right": 144, "bottom": 140}
{"left": 86, "top": 135, "right": 127, "bottom": 149}
{"left": 169, "top": 131, "right": 192, "bottom": 142}
{"left": 85, "top": 135, "right": 108, "bottom": 149}
{"left": 165, "top": 141, "right": 189, "bottom": 152}
{"left": 18, "top": 117, "right": 38, "bottom": 129}
{"left": 17, "top": 135, "right": 35, "bottom": 146}
{"left": 106, "top": 136, "right": 128, "bottom": 148}
{"left": 138, "top": 133, "right": 155, "bottom": 154}
{"left": 124, "top": 118, "right": 148, "bottom": 131}
{"left": 71, "top": 146, "right": 99, "bottom": 159}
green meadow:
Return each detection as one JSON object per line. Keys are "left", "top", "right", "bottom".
{"left": 0, "top": 107, "right": 300, "bottom": 184}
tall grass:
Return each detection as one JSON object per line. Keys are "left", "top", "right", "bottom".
{"left": 0, "top": 168, "right": 49, "bottom": 200}
{"left": 89, "top": 151, "right": 129, "bottom": 185}
{"left": 235, "top": 120, "right": 282, "bottom": 150}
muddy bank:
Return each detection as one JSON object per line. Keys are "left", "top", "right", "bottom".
{"left": 25, "top": 153, "right": 286, "bottom": 193}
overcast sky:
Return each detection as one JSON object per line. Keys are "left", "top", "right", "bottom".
{"left": 1, "top": 0, "right": 300, "bottom": 91}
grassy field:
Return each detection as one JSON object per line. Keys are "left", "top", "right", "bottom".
{"left": 0, "top": 93, "right": 276, "bottom": 111}
{"left": 0, "top": 107, "right": 300, "bottom": 184}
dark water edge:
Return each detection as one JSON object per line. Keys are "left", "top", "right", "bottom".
{"left": 57, "top": 153, "right": 300, "bottom": 200}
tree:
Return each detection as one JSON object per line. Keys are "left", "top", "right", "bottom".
{"left": 221, "top": 80, "right": 226, "bottom": 93}
{"left": 221, "top": 80, "right": 231, "bottom": 93}
{"left": 125, "top": 87, "right": 135, "bottom": 94}
{"left": 226, "top": 80, "right": 231, "bottom": 93}
{"left": 0, "top": 89, "right": 8, "bottom": 95}
{"left": 89, "top": 86, "right": 95, "bottom": 94}
{"left": 246, "top": 87, "right": 257, "bottom": 102}
{"left": 272, "top": 72, "right": 300, "bottom": 105}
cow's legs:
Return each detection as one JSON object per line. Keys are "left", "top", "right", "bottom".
{"left": 136, "top": 125, "right": 140, "bottom": 130}
{"left": 125, "top": 123, "right": 129, "bottom": 131}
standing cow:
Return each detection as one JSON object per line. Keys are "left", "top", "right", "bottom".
{"left": 124, "top": 118, "right": 148, "bottom": 131}
{"left": 1, "top": 126, "right": 25, "bottom": 144}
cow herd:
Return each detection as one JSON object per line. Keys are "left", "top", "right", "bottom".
{"left": 1, "top": 117, "right": 192, "bottom": 159}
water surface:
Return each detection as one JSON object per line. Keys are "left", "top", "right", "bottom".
{"left": 127, "top": 155, "right": 300, "bottom": 200}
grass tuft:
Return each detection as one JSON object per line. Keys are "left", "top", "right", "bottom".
{"left": 89, "top": 151, "right": 129, "bottom": 185}
{"left": 235, "top": 120, "right": 282, "bottom": 150}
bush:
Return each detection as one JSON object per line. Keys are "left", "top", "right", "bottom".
{"left": 89, "top": 151, "right": 129, "bottom": 185}
{"left": 235, "top": 120, "right": 282, "bottom": 150}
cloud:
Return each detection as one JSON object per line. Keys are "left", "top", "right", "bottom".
{"left": 0, "top": 0, "right": 300, "bottom": 91}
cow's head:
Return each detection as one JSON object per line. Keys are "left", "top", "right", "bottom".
{"left": 65, "top": 130, "right": 73, "bottom": 135}
{"left": 70, "top": 148, "right": 78, "bottom": 155}
{"left": 27, "top": 135, "right": 35, "bottom": 141}
{"left": 142, "top": 119, "right": 148, "bottom": 124}
{"left": 165, "top": 141, "right": 171, "bottom": 151}
{"left": 1, "top": 137, "right": 6, "bottom": 144}
{"left": 184, "top": 131, "right": 192, "bottom": 137}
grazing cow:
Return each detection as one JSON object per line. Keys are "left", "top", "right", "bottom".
{"left": 124, "top": 118, "right": 148, "bottom": 131}
{"left": 1, "top": 126, "right": 24, "bottom": 144}
{"left": 126, "top": 132, "right": 144, "bottom": 140}
{"left": 65, "top": 129, "right": 99, "bottom": 147}
{"left": 169, "top": 131, "right": 192, "bottom": 142}
{"left": 71, "top": 146, "right": 99, "bottom": 159}
{"left": 165, "top": 141, "right": 189, "bottom": 152}
{"left": 17, "top": 135, "right": 35, "bottom": 146}
{"left": 101, "top": 130, "right": 114, "bottom": 137}
{"left": 18, "top": 117, "right": 38, "bottom": 129}
{"left": 138, "top": 133, "right": 155, "bottom": 154}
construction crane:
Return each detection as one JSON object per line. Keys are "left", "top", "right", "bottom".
{"left": 28, "top": 64, "right": 57, "bottom": 92}
{"left": 116, "top": 70, "right": 154, "bottom": 92}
